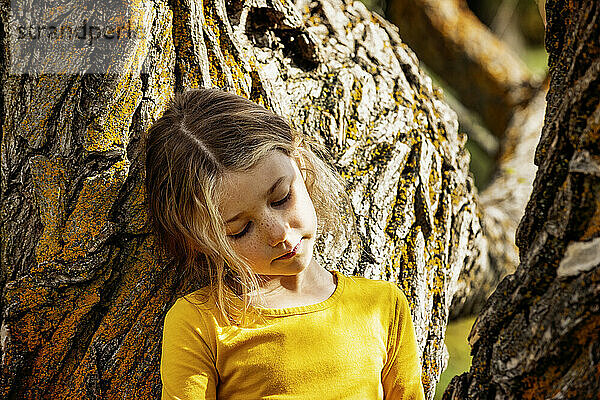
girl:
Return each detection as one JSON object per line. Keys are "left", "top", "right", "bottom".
{"left": 145, "top": 88, "right": 425, "bottom": 399}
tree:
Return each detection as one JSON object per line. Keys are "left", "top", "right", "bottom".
{"left": 444, "top": 0, "right": 600, "bottom": 397}
{"left": 386, "top": 0, "right": 549, "bottom": 319}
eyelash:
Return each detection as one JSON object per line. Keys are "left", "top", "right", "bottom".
{"left": 272, "top": 190, "right": 292, "bottom": 207}
{"left": 230, "top": 190, "right": 292, "bottom": 240}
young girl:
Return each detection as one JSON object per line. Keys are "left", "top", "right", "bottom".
{"left": 145, "top": 88, "right": 425, "bottom": 399}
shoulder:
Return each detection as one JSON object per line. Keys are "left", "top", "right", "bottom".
{"left": 342, "top": 273, "right": 406, "bottom": 300}
{"left": 338, "top": 273, "right": 410, "bottom": 313}
{"left": 164, "top": 287, "right": 216, "bottom": 328}
{"left": 162, "top": 287, "right": 221, "bottom": 352}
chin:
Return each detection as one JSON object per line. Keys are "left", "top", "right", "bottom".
{"left": 281, "top": 260, "right": 309, "bottom": 275}
{"left": 264, "top": 257, "right": 309, "bottom": 277}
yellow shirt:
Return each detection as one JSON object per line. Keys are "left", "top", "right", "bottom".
{"left": 161, "top": 270, "right": 425, "bottom": 399}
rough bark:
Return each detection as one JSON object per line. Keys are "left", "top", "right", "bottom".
{"left": 386, "top": 0, "right": 540, "bottom": 138}
{"left": 385, "top": 0, "right": 548, "bottom": 320}
{"left": 1, "top": 0, "right": 484, "bottom": 399}
{"left": 444, "top": 1, "right": 600, "bottom": 398}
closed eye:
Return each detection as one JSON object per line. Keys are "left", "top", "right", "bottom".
{"left": 272, "top": 189, "right": 292, "bottom": 207}
{"left": 229, "top": 189, "right": 292, "bottom": 240}
{"left": 231, "top": 222, "right": 251, "bottom": 239}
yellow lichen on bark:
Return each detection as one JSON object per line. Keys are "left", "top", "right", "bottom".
{"left": 63, "top": 237, "right": 170, "bottom": 400}
{"left": 18, "top": 75, "right": 69, "bottom": 148}
{"left": 62, "top": 160, "right": 130, "bottom": 262}
{"left": 202, "top": 3, "right": 248, "bottom": 95}
{"left": 30, "top": 156, "right": 68, "bottom": 264}
{"left": 84, "top": 74, "right": 143, "bottom": 153}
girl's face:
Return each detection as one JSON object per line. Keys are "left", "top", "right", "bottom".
{"left": 217, "top": 150, "right": 318, "bottom": 277}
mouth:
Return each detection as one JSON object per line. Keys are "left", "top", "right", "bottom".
{"left": 275, "top": 239, "right": 302, "bottom": 260}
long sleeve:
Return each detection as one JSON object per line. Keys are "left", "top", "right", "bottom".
{"left": 160, "top": 299, "right": 218, "bottom": 400}
{"left": 381, "top": 285, "right": 425, "bottom": 400}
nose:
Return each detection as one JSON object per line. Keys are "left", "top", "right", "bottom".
{"left": 265, "top": 215, "right": 291, "bottom": 248}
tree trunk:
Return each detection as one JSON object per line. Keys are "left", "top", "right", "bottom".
{"left": 2, "top": 0, "right": 486, "bottom": 399}
{"left": 387, "top": 0, "right": 548, "bottom": 320}
{"left": 444, "top": 1, "right": 600, "bottom": 398}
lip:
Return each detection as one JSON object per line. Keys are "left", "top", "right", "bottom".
{"left": 275, "top": 240, "right": 302, "bottom": 260}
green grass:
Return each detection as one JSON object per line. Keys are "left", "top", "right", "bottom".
{"left": 434, "top": 315, "right": 477, "bottom": 399}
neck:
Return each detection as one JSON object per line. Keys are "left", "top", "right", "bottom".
{"left": 249, "top": 258, "right": 334, "bottom": 303}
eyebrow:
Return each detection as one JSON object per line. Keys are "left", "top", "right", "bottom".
{"left": 225, "top": 176, "right": 286, "bottom": 224}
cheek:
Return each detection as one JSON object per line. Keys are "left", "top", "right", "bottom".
{"left": 300, "top": 192, "right": 318, "bottom": 232}
{"left": 308, "top": 197, "right": 317, "bottom": 222}
{"left": 231, "top": 240, "right": 260, "bottom": 261}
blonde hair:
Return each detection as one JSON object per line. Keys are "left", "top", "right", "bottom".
{"left": 144, "top": 88, "right": 356, "bottom": 324}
